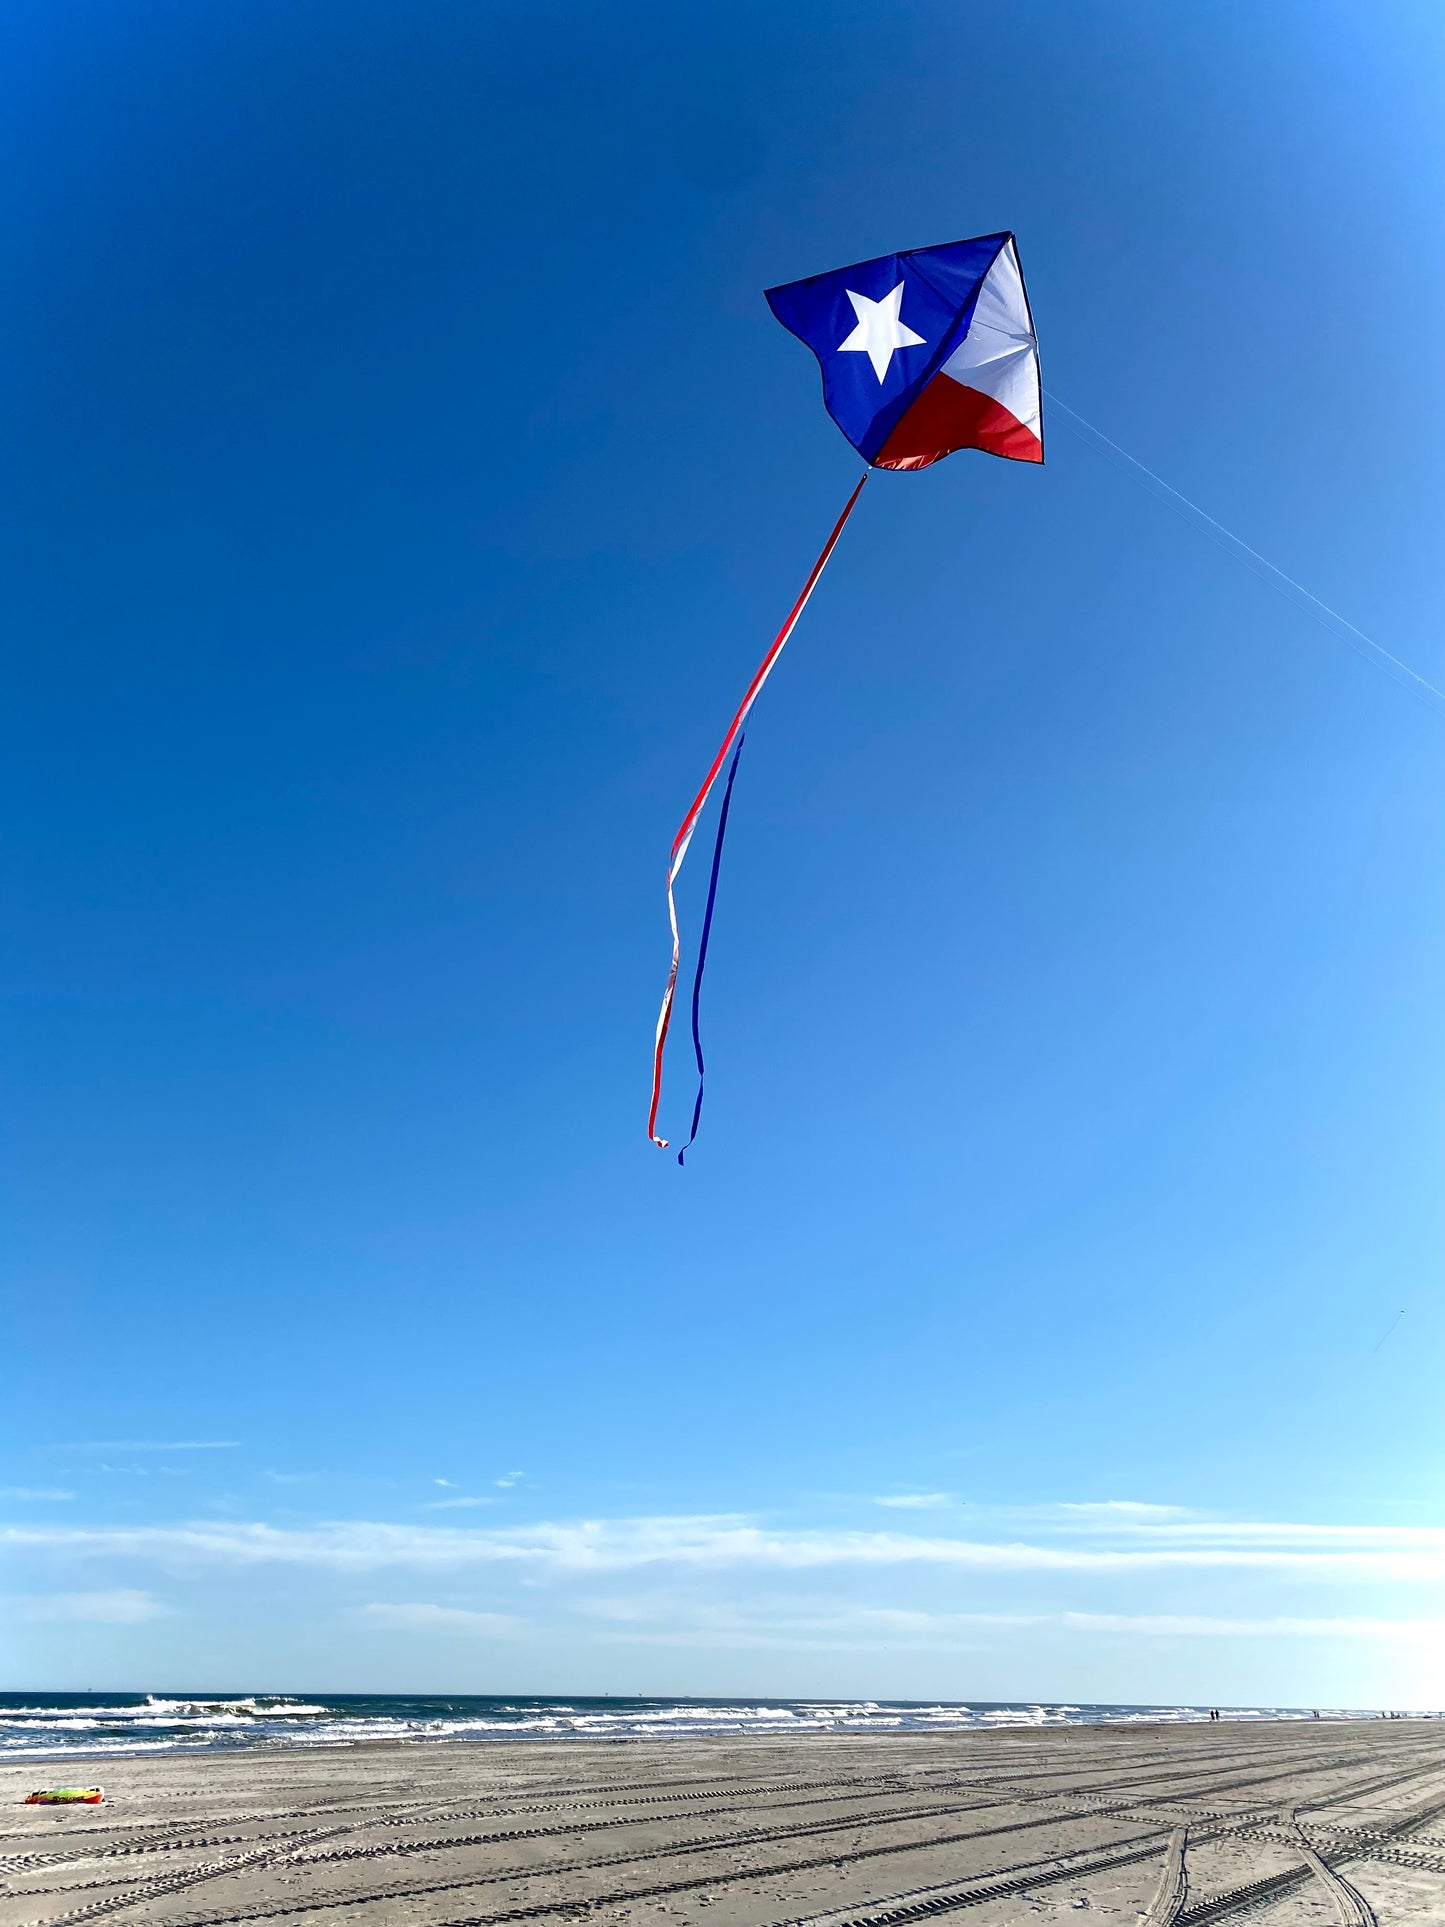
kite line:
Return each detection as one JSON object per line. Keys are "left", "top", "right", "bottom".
{"left": 1371, "top": 1308, "right": 1406, "bottom": 1354}
{"left": 648, "top": 472, "right": 868, "bottom": 1150}
{"left": 1045, "top": 393, "right": 1445, "bottom": 713}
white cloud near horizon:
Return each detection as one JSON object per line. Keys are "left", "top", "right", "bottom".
{"left": 591, "top": 1607, "right": 1445, "bottom": 1651}
{"left": 7, "top": 1590, "right": 168, "bottom": 1623}
{"left": 9, "top": 1508, "right": 1442, "bottom": 1700}
{"left": 850, "top": 1607, "right": 1445, "bottom": 1641}
{"left": 354, "top": 1603, "right": 522, "bottom": 1635}
{"left": 4, "top": 1510, "right": 1443, "bottom": 1579}
{"left": 1058, "top": 1612, "right": 1445, "bottom": 1639}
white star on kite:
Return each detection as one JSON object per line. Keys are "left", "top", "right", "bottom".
{"left": 838, "top": 282, "right": 926, "bottom": 381}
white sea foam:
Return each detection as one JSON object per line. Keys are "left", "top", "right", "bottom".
{"left": 0, "top": 1694, "right": 1410, "bottom": 1760}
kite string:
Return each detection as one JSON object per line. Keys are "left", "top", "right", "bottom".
{"left": 648, "top": 470, "right": 869, "bottom": 1149}
{"left": 676, "top": 729, "right": 747, "bottom": 1167}
{"left": 1044, "top": 391, "right": 1445, "bottom": 710}
{"left": 1371, "top": 1308, "right": 1406, "bottom": 1354}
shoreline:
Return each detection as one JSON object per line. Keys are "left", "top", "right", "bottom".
{"left": 6, "top": 1693, "right": 1430, "bottom": 1771}
{"left": 7, "top": 1710, "right": 1438, "bottom": 1769}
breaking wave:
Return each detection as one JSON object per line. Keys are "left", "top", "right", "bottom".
{"left": 0, "top": 1692, "right": 1380, "bottom": 1760}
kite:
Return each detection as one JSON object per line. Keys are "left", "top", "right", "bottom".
{"left": 649, "top": 232, "right": 1041, "bottom": 1158}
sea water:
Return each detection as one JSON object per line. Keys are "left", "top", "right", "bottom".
{"left": 0, "top": 1693, "right": 1378, "bottom": 1761}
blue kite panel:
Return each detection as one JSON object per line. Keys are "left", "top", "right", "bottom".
{"left": 766, "top": 234, "right": 1010, "bottom": 463}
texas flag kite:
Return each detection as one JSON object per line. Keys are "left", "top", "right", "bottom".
{"left": 766, "top": 231, "right": 1041, "bottom": 468}
{"left": 649, "top": 233, "right": 1041, "bottom": 1159}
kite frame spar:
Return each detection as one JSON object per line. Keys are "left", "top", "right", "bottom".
{"left": 648, "top": 472, "right": 868, "bottom": 1151}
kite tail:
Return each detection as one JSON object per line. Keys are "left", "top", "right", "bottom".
{"left": 648, "top": 471, "right": 868, "bottom": 1150}
{"left": 676, "top": 730, "right": 746, "bottom": 1166}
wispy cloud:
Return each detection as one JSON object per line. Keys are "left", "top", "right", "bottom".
{"left": 593, "top": 1604, "right": 1445, "bottom": 1652}
{"left": 5, "top": 1512, "right": 1442, "bottom": 1578}
{"left": 0, "top": 1488, "right": 74, "bottom": 1502}
{"left": 57, "top": 1441, "right": 241, "bottom": 1452}
{"left": 1080, "top": 1520, "right": 1445, "bottom": 1547}
{"left": 1053, "top": 1501, "right": 1192, "bottom": 1521}
{"left": 7, "top": 1590, "right": 169, "bottom": 1624}
{"left": 424, "top": 1496, "right": 492, "bottom": 1510}
{"left": 873, "top": 1493, "right": 955, "bottom": 1510}
{"left": 494, "top": 1471, "right": 525, "bottom": 1489}
{"left": 848, "top": 1607, "right": 1445, "bottom": 1642}
{"left": 354, "top": 1603, "right": 521, "bottom": 1634}
{"left": 1059, "top": 1612, "right": 1445, "bottom": 1639}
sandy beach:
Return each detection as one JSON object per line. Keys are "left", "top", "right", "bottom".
{"left": 5, "top": 1720, "right": 1445, "bottom": 1927}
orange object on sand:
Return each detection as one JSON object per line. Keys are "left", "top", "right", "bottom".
{"left": 25, "top": 1788, "right": 103, "bottom": 1805}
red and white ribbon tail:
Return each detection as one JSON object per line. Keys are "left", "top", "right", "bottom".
{"left": 648, "top": 472, "right": 868, "bottom": 1148}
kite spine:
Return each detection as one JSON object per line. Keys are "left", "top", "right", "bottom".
{"left": 648, "top": 471, "right": 868, "bottom": 1150}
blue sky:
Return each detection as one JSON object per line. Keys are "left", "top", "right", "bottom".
{"left": 3, "top": 0, "right": 1443, "bottom": 1706}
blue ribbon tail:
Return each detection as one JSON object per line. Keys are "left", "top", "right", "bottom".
{"left": 677, "top": 731, "right": 747, "bottom": 1166}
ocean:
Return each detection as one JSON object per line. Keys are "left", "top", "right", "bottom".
{"left": 0, "top": 1694, "right": 1366, "bottom": 1761}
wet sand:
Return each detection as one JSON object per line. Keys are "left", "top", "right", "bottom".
{"left": 5, "top": 1719, "right": 1445, "bottom": 1926}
